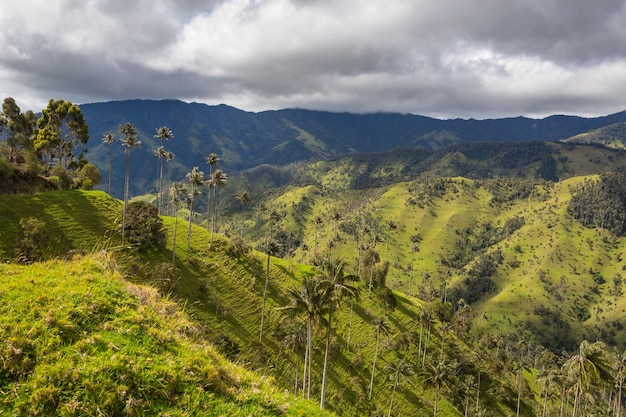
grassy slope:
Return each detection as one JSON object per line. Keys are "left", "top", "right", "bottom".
{"left": 5, "top": 187, "right": 623, "bottom": 416}
{"left": 0, "top": 254, "right": 330, "bottom": 417}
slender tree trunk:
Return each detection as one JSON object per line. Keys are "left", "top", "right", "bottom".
{"left": 516, "top": 368, "right": 522, "bottom": 417}
{"left": 172, "top": 210, "right": 179, "bottom": 263}
{"left": 320, "top": 307, "right": 334, "bottom": 409}
{"left": 186, "top": 193, "right": 195, "bottom": 250}
{"left": 294, "top": 357, "right": 299, "bottom": 395}
{"left": 107, "top": 148, "right": 112, "bottom": 195}
{"left": 464, "top": 395, "right": 469, "bottom": 417}
{"left": 259, "top": 252, "right": 270, "bottom": 343}
{"left": 542, "top": 381, "right": 549, "bottom": 417}
{"left": 559, "top": 383, "right": 566, "bottom": 417}
{"left": 434, "top": 384, "right": 439, "bottom": 417}
{"left": 618, "top": 376, "right": 623, "bottom": 417}
{"left": 476, "top": 370, "right": 481, "bottom": 413}
{"left": 387, "top": 371, "right": 398, "bottom": 417}
{"left": 122, "top": 149, "right": 130, "bottom": 245}
{"left": 159, "top": 156, "right": 164, "bottom": 214}
{"left": 347, "top": 300, "right": 354, "bottom": 349}
{"left": 307, "top": 315, "right": 313, "bottom": 399}
{"left": 369, "top": 329, "right": 380, "bottom": 400}
{"left": 572, "top": 382, "right": 581, "bottom": 417}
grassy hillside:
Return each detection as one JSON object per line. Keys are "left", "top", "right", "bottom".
{"left": 3, "top": 188, "right": 625, "bottom": 416}
{"left": 0, "top": 254, "right": 330, "bottom": 416}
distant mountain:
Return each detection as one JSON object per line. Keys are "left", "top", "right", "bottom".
{"left": 80, "top": 99, "right": 626, "bottom": 197}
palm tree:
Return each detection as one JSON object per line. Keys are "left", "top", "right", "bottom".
{"left": 154, "top": 126, "right": 173, "bottom": 213}
{"left": 185, "top": 167, "right": 205, "bottom": 250}
{"left": 210, "top": 168, "right": 227, "bottom": 237}
{"left": 317, "top": 259, "right": 359, "bottom": 409}
{"left": 281, "top": 320, "right": 308, "bottom": 395}
{"left": 101, "top": 133, "right": 115, "bottom": 195}
{"left": 169, "top": 182, "right": 186, "bottom": 263}
{"left": 385, "top": 358, "right": 414, "bottom": 417}
{"left": 259, "top": 239, "right": 281, "bottom": 343}
{"left": 235, "top": 191, "right": 251, "bottom": 237}
{"left": 205, "top": 153, "right": 220, "bottom": 227}
{"left": 422, "top": 361, "right": 456, "bottom": 417}
{"left": 536, "top": 366, "right": 558, "bottom": 417}
{"left": 614, "top": 350, "right": 626, "bottom": 417}
{"left": 153, "top": 146, "right": 167, "bottom": 212}
{"left": 119, "top": 122, "right": 140, "bottom": 246}
{"left": 562, "top": 340, "right": 614, "bottom": 417}
{"left": 279, "top": 275, "right": 325, "bottom": 399}
{"left": 369, "top": 316, "right": 392, "bottom": 400}
{"left": 164, "top": 151, "right": 175, "bottom": 201}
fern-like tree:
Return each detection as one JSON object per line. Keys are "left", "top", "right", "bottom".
{"left": 119, "top": 122, "right": 140, "bottom": 245}
{"left": 562, "top": 340, "right": 613, "bottom": 417}
{"left": 369, "top": 316, "right": 392, "bottom": 400}
{"left": 185, "top": 167, "right": 205, "bottom": 250}
{"left": 101, "top": 133, "right": 115, "bottom": 195}
{"left": 385, "top": 358, "right": 414, "bottom": 417}
{"left": 153, "top": 126, "right": 173, "bottom": 213}
{"left": 169, "top": 182, "right": 186, "bottom": 263}
{"left": 317, "top": 259, "right": 359, "bottom": 409}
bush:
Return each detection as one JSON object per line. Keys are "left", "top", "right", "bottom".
{"left": 49, "top": 164, "right": 72, "bottom": 190}
{"left": 15, "top": 217, "right": 49, "bottom": 262}
{"left": 125, "top": 201, "right": 166, "bottom": 248}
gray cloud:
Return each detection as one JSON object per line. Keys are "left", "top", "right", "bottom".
{"left": 1, "top": 0, "right": 625, "bottom": 119}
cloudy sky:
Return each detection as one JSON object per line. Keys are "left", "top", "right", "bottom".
{"left": 1, "top": 0, "right": 625, "bottom": 119}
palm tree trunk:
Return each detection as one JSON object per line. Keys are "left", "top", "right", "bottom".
{"left": 320, "top": 307, "right": 334, "bottom": 409}
{"left": 369, "top": 329, "right": 380, "bottom": 400}
{"left": 186, "top": 194, "right": 194, "bottom": 250}
{"left": 107, "top": 148, "right": 112, "bottom": 195}
{"left": 307, "top": 315, "right": 313, "bottom": 399}
{"left": 617, "top": 376, "right": 623, "bottom": 417}
{"left": 516, "top": 368, "right": 522, "bottom": 417}
{"left": 387, "top": 371, "right": 398, "bottom": 417}
{"left": 572, "top": 382, "right": 581, "bottom": 417}
{"left": 434, "top": 384, "right": 439, "bottom": 417}
{"left": 122, "top": 149, "right": 130, "bottom": 245}
{"left": 259, "top": 252, "right": 270, "bottom": 343}
{"left": 172, "top": 211, "right": 179, "bottom": 263}
{"left": 347, "top": 300, "right": 354, "bottom": 349}
{"left": 476, "top": 370, "right": 481, "bottom": 413}
{"left": 159, "top": 157, "right": 165, "bottom": 214}
{"left": 542, "top": 381, "right": 549, "bottom": 417}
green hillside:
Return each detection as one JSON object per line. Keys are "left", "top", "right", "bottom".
{"left": 0, "top": 190, "right": 563, "bottom": 417}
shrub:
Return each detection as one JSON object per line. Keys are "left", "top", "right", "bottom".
{"left": 124, "top": 201, "right": 166, "bottom": 248}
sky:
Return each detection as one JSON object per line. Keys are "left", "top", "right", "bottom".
{"left": 1, "top": 0, "right": 625, "bottom": 120}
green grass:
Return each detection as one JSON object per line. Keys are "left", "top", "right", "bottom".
{"left": 0, "top": 253, "right": 331, "bottom": 416}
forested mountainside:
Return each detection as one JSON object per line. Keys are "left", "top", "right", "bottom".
{"left": 80, "top": 99, "right": 626, "bottom": 197}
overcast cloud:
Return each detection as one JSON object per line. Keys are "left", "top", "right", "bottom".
{"left": 1, "top": 0, "right": 625, "bottom": 119}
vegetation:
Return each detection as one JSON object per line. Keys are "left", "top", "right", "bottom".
{"left": 5, "top": 98, "right": 626, "bottom": 415}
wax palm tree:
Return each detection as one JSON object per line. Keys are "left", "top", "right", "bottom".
{"left": 369, "top": 316, "right": 392, "bottom": 400}
{"left": 385, "top": 358, "right": 414, "bottom": 417}
{"left": 205, "top": 153, "right": 220, "bottom": 227}
{"left": 153, "top": 146, "right": 167, "bottom": 212}
{"left": 210, "top": 168, "right": 227, "bottom": 237}
{"left": 317, "top": 259, "right": 359, "bottom": 409}
{"left": 422, "top": 361, "right": 456, "bottom": 417}
{"left": 279, "top": 275, "right": 325, "bottom": 399}
{"left": 536, "top": 366, "right": 558, "bottom": 417}
{"left": 101, "top": 133, "right": 115, "bottom": 195}
{"left": 235, "top": 191, "right": 251, "bottom": 237}
{"left": 614, "top": 350, "right": 626, "bottom": 417}
{"left": 281, "top": 320, "right": 308, "bottom": 395}
{"left": 119, "top": 122, "right": 140, "bottom": 246}
{"left": 185, "top": 167, "right": 205, "bottom": 250}
{"left": 562, "top": 340, "right": 614, "bottom": 417}
{"left": 259, "top": 239, "right": 281, "bottom": 343}
{"left": 169, "top": 182, "right": 186, "bottom": 263}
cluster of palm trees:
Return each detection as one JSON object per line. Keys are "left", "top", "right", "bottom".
{"left": 280, "top": 258, "right": 359, "bottom": 410}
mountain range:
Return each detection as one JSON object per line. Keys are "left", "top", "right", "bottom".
{"left": 81, "top": 99, "right": 626, "bottom": 197}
